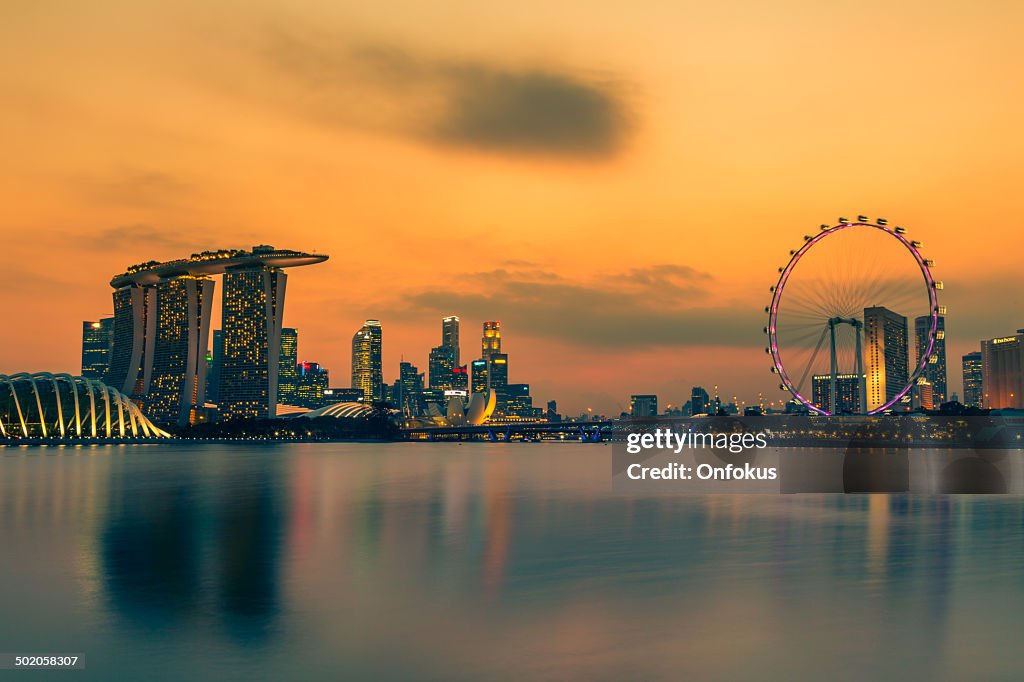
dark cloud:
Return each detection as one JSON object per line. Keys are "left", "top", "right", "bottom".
{"left": 432, "top": 67, "right": 627, "bottom": 157}
{"left": 257, "top": 27, "right": 632, "bottom": 159}
{"left": 380, "top": 265, "right": 761, "bottom": 350}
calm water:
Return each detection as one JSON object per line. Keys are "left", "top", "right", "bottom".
{"left": 2, "top": 443, "right": 1024, "bottom": 681}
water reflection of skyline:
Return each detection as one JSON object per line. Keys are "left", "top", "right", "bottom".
{"left": 2, "top": 445, "right": 1024, "bottom": 680}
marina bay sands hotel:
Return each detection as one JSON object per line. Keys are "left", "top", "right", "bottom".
{"left": 105, "top": 245, "right": 328, "bottom": 427}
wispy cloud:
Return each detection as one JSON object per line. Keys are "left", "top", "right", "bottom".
{"left": 70, "top": 168, "right": 196, "bottom": 208}
{"left": 374, "top": 264, "right": 759, "bottom": 350}
{"left": 72, "top": 223, "right": 201, "bottom": 253}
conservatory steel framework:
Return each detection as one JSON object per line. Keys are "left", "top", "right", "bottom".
{"left": 0, "top": 372, "right": 170, "bottom": 440}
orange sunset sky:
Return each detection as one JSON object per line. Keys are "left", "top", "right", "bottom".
{"left": 1, "top": 0, "right": 1023, "bottom": 414}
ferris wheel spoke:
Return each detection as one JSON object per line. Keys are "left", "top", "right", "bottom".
{"left": 794, "top": 327, "right": 829, "bottom": 399}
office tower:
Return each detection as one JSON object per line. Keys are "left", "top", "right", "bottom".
{"left": 219, "top": 264, "right": 287, "bottom": 420}
{"left": 471, "top": 359, "right": 489, "bottom": 394}
{"left": 812, "top": 374, "right": 862, "bottom": 414}
{"left": 630, "top": 394, "right": 658, "bottom": 417}
{"left": 107, "top": 284, "right": 156, "bottom": 399}
{"left": 81, "top": 318, "right": 114, "bottom": 379}
{"left": 206, "top": 330, "right": 224, "bottom": 404}
{"left": 482, "top": 321, "right": 501, "bottom": 360}
{"left": 146, "top": 276, "right": 216, "bottom": 426}
{"left": 981, "top": 330, "right": 1024, "bottom": 409}
{"left": 351, "top": 320, "right": 383, "bottom": 402}
{"left": 204, "top": 348, "right": 214, "bottom": 400}
{"left": 546, "top": 400, "right": 560, "bottom": 422}
{"left": 429, "top": 344, "right": 456, "bottom": 390}
{"left": 452, "top": 365, "right": 469, "bottom": 393}
{"left": 278, "top": 328, "right": 299, "bottom": 404}
{"left": 864, "top": 306, "right": 909, "bottom": 412}
{"left": 962, "top": 351, "right": 983, "bottom": 408}
{"left": 506, "top": 383, "right": 533, "bottom": 418}
{"left": 489, "top": 352, "right": 508, "bottom": 412}
{"left": 915, "top": 315, "right": 947, "bottom": 404}
{"left": 911, "top": 378, "right": 935, "bottom": 411}
{"left": 293, "top": 361, "right": 329, "bottom": 408}
{"left": 420, "top": 388, "right": 445, "bottom": 412}
{"left": 690, "top": 387, "right": 709, "bottom": 415}
{"left": 442, "top": 316, "right": 460, "bottom": 365}
{"left": 397, "top": 361, "right": 425, "bottom": 415}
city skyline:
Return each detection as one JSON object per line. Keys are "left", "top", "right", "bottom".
{"left": 3, "top": 1, "right": 1024, "bottom": 414}
{"left": 85, "top": 289, "right": 1024, "bottom": 419}
{"left": 63, "top": 254, "right": 1024, "bottom": 417}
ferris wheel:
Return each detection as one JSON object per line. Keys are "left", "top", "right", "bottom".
{"left": 765, "top": 216, "right": 942, "bottom": 415}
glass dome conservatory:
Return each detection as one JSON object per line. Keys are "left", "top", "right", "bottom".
{"left": 0, "top": 372, "right": 170, "bottom": 440}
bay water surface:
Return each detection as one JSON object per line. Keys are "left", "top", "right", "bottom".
{"left": 2, "top": 442, "right": 1024, "bottom": 680}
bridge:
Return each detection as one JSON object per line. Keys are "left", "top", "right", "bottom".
{"left": 402, "top": 421, "right": 615, "bottom": 442}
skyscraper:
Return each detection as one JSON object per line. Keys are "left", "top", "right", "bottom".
{"left": 690, "top": 387, "right": 709, "bottom": 415}
{"left": 471, "top": 359, "right": 489, "bottom": 395}
{"left": 107, "top": 283, "right": 156, "bottom": 399}
{"left": 397, "top": 361, "right": 425, "bottom": 415}
{"left": 812, "top": 374, "right": 862, "bottom": 414}
{"left": 81, "top": 317, "right": 113, "bottom": 379}
{"left": 146, "top": 275, "right": 215, "bottom": 426}
{"left": 219, "top": 263, "right": 287, "bottom": 421}
{"left": 489, "top": 352, "right": 508, "bottom": 413}
{"left": 452, "top": 365, "right": 469, "bottom": 393}
{"left": 442, "top": 316, "right": 460, "bottom": 365}
{"left": 278, "top": 327, "right": 299, "bottom": 405}
{"left": 981, "top": 330, "right": 1024, "bottom": 409}
{"left": 293, "top": 361, "right": 329, "bottom": 408}
{"left": 962, "top": 351, "right": 983, "bottom": 408}
{"left": 864, "top": 306, "right": 909, "bottom": 412}
{"left": 911, "top": 378, "right": 935, "bottom": 411}
{"left": 506, "top": 383, "right": 533, "bottom": 418}
{"left": 915, "top": 314, "right": 947, "bottom": 404}
{"left": 482, "top": 321, "right": 501, "bottom": 360}
{"left": 352, "top": 320, "right": 383, "bottom": 402}
{"left": 630, "top": 394, "right": 658, "bottom": 417}
{"left": 206, "top": 329, "right": 224, "bottom": 404}
{"left": 428, "top": 344, "right": 456, "bottom": 391}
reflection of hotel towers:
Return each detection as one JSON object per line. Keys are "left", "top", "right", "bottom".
{"left": 864, "top": 306, "right": 909, "bottom": 412}
{"left": 106, "top": 246, "right": 327, "bottom": 425}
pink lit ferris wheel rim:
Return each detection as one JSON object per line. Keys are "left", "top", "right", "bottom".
{"left": 766, "top": 221, "right": 939, "bottom": 416}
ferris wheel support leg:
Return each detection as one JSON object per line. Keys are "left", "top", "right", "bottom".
{"left": 829, "top": 320, "right": 838, "bottom": 416}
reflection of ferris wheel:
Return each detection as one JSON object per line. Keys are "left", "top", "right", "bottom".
{"left": 765, "top": 216, "right": 942, "bottom": 415}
